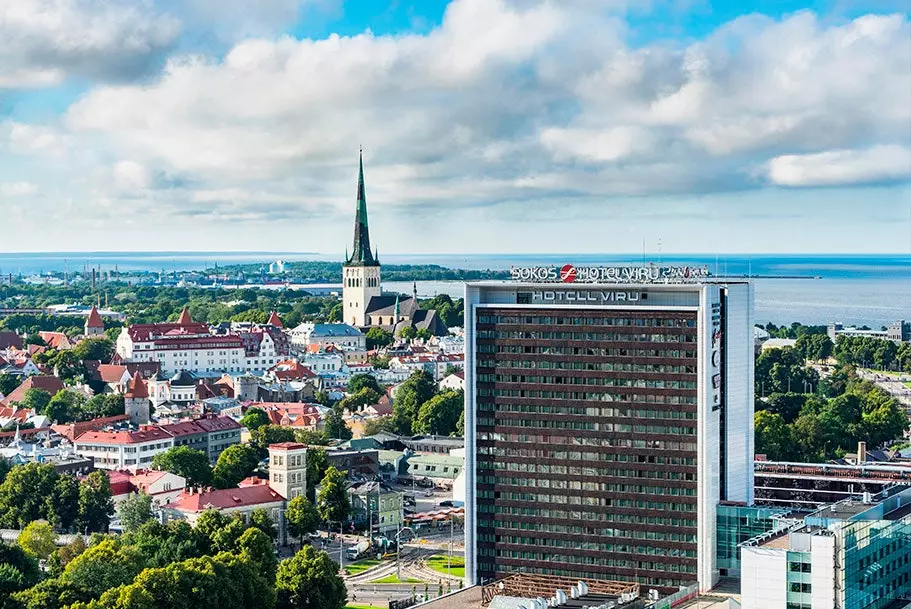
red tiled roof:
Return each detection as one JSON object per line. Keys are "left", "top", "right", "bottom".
{"left": 97, "top": 364, "right": 129, "bottom": 384}
{"left": 269, "top": 442, "right": 307, "bottom": 451}
{"left": 86, "top": 305, "right": 105, "bottom": 328}
{"left": 269, "top": 360, "right": 316, "bottom": 380}
{"left": 267, "top": 311, "right": 283, "bottom": 328}
{"left": 237, "top": 476, "right": 267, "bottom": 487}
{"left": 38, "top": 331, "right": 71, "bottom": 350}
{"left": 51, "top": 414, "right": 131, "bottom": 441}
{"left": 177, "top": 307, "right": 193, "bottom": 325}
{"left": 169, "top": 484, "right": 285, "bottom": 512}
{"left": 75, "top": 426, "right": 173, "bottom": 445}
{"left": 126, "top": 322, "right": 211, "bottom": 342}
{"left": 27, "top": 344, "right": 46, "bottom": 356}
{"left": 194, "top": 416, "right": 242, "bottom": 432}
{"left": 158, "top": 420, "right": 207, "bottom": 437}
{"left": 0, "top": 426, "right": 50, "bottom": 440}
{"left": 125, "top": 371, "right": 149, "bottom": 399}
{"left": 0, "top": 331, "right": 23, "bottom": 350}
{"left": 2, "top": 375, "right": 65, "bottom": 405}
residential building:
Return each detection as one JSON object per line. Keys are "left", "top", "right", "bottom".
{"left": 740, "top": 486, "right": 911, "bottom": 609}
{"left": 268, "top": 442, "right": 307, "bottom": 500}
{"left": 403, "top": 435, "right": 464, "bottom": 455}
{"left": 126, "top": 470, "right": 186, "bottom": 506}
{"left": 288, "top": 323, "right": 366, "bottom": 350}
{"left": 326, "top": 448, "right": 380, "bottom": 478}
{"left": 348, "top": 480, "right": 403, "bottom": 536}
{"left": 38, "top": 331, "right": 73, "bottom": 351}
{"left": 403, "top": 453, "right": 463, "bottom": 484}
{"left": 166, "top": 484, "right": 286, "bottom": 526}
{"left": 195, "top": 415, "right": 243, "bottom": 462}
{"left": 464, "top": 268, "right": 754, "bottom": 592}
{"left": 74, "top": 426, "right": 174, "bottom": 470}
{"left": 1, "top": 374, "right": 65, "bottom": 406}
{"left": 439, "top": 371, "right": 465, "bottom": 391}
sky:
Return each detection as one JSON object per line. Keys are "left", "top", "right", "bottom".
{"left": 0, "top": 0, "right": 909, "bottom": 256}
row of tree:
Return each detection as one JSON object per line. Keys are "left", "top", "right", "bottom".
{"left": 833, "top": 335, "right": 911, "bottom": 372}
{"left": 8, "top": 388, "right": 125, "bottom": 426}
{"left": 0, "top": 463, "right": 113, "bottom": 533}
{"left": 1, "top": 505, "right": 347, "bottom": 609}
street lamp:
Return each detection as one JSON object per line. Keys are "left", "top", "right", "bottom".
{"left": 395, "top": 526, "right": 415, "bottom": 582}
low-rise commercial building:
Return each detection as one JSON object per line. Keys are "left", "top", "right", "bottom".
{"left": 348, "top": 481, "right": 403, "bottom": 536}
{"left": 74, "top": 427, "right": 174, "bottom": 470}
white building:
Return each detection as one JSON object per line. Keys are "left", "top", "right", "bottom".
{"left": 268, "top": 442, "right": 307, "bottom": 500}
{"left": 74, "top": 426, "right": 174, "bottom": 471}
{"left": 463, "top": 266, "right": 755, "bottom": 592}
{"left": 342, "top": 152, "right": 382, "bottom": 327}
{"left": 289, "top": 323, "right": 366, "bottom": 350}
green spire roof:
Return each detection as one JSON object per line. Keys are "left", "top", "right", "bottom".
{"left": 346, "top": 149, "right": 379, "bottom": 267}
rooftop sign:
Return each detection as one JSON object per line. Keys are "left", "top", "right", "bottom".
{"left": 510, "top": 264, "right": 710, "bottom": 284}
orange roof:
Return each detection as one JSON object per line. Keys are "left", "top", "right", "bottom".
{"left": 86, "top": 305, "right": 105, "bottom": 328}
{"left": 267, "top": 311, "right": 283, "bottom": 328}
{"left": 2, "top": 375, "right": 65, "bottom": 406}
{"left": 125, "top": 371, "right": 149, "bottom": 399}
{"left": 177, "top": 307, "right": 193, "bottom": 325}
{"left": 38, "top": 331, "right": 70, "bottom": 350}
{"left": 51, "top": 414, "right": 131, "bottom": 441}
{"left": 97, "top": 364, "right": 129, "bottom": 384}
{"left": 169, "top": 485, "right": 285, "bottom": 512}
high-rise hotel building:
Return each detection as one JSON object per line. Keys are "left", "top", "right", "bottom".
{"left": 464, "top": 265, "right": 754, "bottom": 593}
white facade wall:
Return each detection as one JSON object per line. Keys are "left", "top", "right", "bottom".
{"left": 343, "top": 265, "right": 381, "bottom": 327}
{"left": 724, "top": 283, "right": 754, "bottom": 503}
{"left": 75, "top": 438, "right": 175, "bottom": 471}
{"left": 741, "top": 547, "right": 788, "bottom": 609}
{"left": 810, "top": 535, "right": 836, "bottom": 609}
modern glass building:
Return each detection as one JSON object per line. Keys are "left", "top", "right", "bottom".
{"left": 463, "top": 267, "right": 755, "bottom": 593}
{"left": 740, "top": 486, "right": 911, "bottom": 609}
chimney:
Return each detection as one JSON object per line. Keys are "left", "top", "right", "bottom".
{"left": 858, "top": 441, "right": 867, "bottom": 464}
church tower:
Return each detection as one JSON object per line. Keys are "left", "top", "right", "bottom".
{"left": 342, "top": 150, "right": 381, "bottom": 327}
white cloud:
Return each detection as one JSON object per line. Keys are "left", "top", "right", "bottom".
{"left": 0, "top": 0, "right": 180, "bottom": 88}
{"left": 768, "top": 145, "right": 911, "bottom": 187}
{"left": 0, "top": 182, "right": 38, "bottom": 196}
{"left": 112, "top": 160, "right": 152, "bottom": 190}
{"left": 2, "top": 121, "right": 71, "bottom": 156}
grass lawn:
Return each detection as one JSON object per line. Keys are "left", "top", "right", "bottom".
{"left": 425, "top": 555, "right": 466, "bottom": 578}
{"left": 344, "top": 559, "right": 382, "bottom": 576}
{"left": 369, "top": 574, "right": 423, "bottom": 584}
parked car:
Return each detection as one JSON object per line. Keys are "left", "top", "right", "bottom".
{"left": 439, "top": 500, "right": 454, "bottom": 507}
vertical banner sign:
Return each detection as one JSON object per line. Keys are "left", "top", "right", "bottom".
{"left": 710, "top": 303, "right": 722, "bottom": 412}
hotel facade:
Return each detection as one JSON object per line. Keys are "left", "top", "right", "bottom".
{"left": 463, "top": 265, "right": 754, "bottom": 592}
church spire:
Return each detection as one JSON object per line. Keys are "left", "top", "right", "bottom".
{"left": 346, "top": 148, "right": 378, "bottom": 267}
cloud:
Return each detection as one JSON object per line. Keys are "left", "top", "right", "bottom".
{"left": 0, "top": 182, "right": 38, "bottom": 196}
{"left": 0, "top": 0, "right": 180, "bottom": 88}
{"left": 2, "top": 121, "right": 71, "bottom": 156}
{"left": 768, "top": 145, "right": 911, "bottom": 187}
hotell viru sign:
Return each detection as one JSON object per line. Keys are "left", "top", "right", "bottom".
{"left": 510, "top": 264, "right": 711, "bottom": 284}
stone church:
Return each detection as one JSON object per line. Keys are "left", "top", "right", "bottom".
{"left": 341, "top": 152, "right": 448, "bottom": 337}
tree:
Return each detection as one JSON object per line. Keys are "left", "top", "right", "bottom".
{"left": 0, "top": 462, "right": 59, "bottom": 529}
{"left": 312, "top": 391, "right": 332, "bottom": 407}
{"left": 347, "top": 374, "right": 383, "bottom": 395}
{"left": 397, "top": 326, "right": 417, "bottom": 341}
{"left": 77, "top": 470, "right": 114, "bottom": 533}
{"left": 249, "top": 508, "right": 277, "bottom": 540}
{"left": 15, "top": 387, "right": 52, "bottom": 414}
{"left": 275, "top": 546, "right": 347, "bottom": 609}
{"left": 322, "top": 405, "right": 351, "bottom": 441}
{"left": 10, "top": 578, "right": 92, "bottom": 609}
{"left": 250, "top": 425, "right": 296, "bottom": 454}
{"left": 362, "top": 416, "right": 395, "bottom": 437}
{"left": 47, "top": 474, "right": 81, "bottom": 532}
{"left": 17, "top": 520, "right": 57, "bottom": 559}
{"left": 285, "top": 496, "right": 319, "bottom": 546}
{"left": 236, "top": 527, "right": 278, "bottom": 581}
{"left": 294, "top": 429, "right": 329, "bottom": 446}
{"left": 305, "top": 448, "right": 329, "bottom": 502}
{"left": 79, "top": 393, "right": 125, "bottom": 420}
{"left": 240, "top": 407, "right": 269, "bottom": 431}
{"left": 0, "top": 458, "right": 10, "bottom": 485}
{"left": 365, "top": 327, "right": 393, "bottom": 350}
{"left": 392, "top": 369, "right": 437, "bottom": 435}
{"left": 195, "top": 510, "right": 230, "bottom": 549}
{"left": 213, "top": 444, "right": 260, "bottom": 489}
{"left": 45, "top": 390, "right": 86, "bottom": 423}
{"left": 62, "top": 539, "right": 147, "bottom": 598}
{"left": 0, "top": 543, "right": 40, "bottom": 601}
{"left": 117, "top": 492, "right": 154, "bottom": 533}
{"left": 414, "top": 390, "right": 463, "bottom": 436}
{"left": 0, "top": 373, "right": 20, "bottom": 397}
{"left": 151, "top": 446, "right": 213, "bottom": 488}
{"left": 339, "top": 387, "right": 381, "bottom": 412}
{"left": 316, "top": 467, "right": 349, "bottom": 525}
{"left": 761, "top": 392, "right": 806, "bottom": 424}
{"left": 72, "top": 338, "right": 114, "bottom": 363}
{"left": 754, "top": 411, "right": 796, "bottom": 461}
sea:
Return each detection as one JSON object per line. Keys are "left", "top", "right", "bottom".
{"left": 1, "top": 252, "right": 909, "bottom": 328}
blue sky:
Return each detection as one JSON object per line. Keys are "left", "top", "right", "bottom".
{"left": 0, "top": 0, "right": 908, "bottom": 255}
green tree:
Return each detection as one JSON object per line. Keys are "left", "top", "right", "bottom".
{"left": 249, "top": 425, "right": 296, "bottom": 454}
{"left": 212, "top": 444, "right": 260, "bottom": 489}
{"left": 77, "top": 470, "right": 114, "bottom": 533}
{"left": 151, "top": 446, "right": 213, "bottom": 488}
{"left": 305, "top": 448, "right": 329, "bottom": 502}
{"left": 294, "top": 429, "right": 329, "bottom": 446}
{"left": 236, "top": 527, "right": 278, "bottom": 581}
{"left": 249, "top": 508, "right": 277, "bottom": 540}
{"left": 754, "top": 411, "right": 796, "bottom": 461}
{"left": 116, "top": 492, "right": 154, "bottom": 533}
{"left": 47, "top": 474, "right": 81, "bottom": 532}
{"left": 11, "top": 577, "right": 93, "bottom": 609}
{"left": 14, "top": 387, "right": 52, "bottom": 414}
{"left": 0, "top": 462, "right": 59, "bottom": 528}
{"left": 285, "top": 496, "right": 319, "bottom": 546}
{"left": 414, "top": 390, "right": 463, "bottom": 436}
{"left": 322, "top": 405, "right": 352, "bottom": 441}
{"left": 362, "top": 416, "right": 395, "bottom": 437}
{"left": 0, "top": 543, "right": 40, "bottom": 601}
{"left": 210, "top": 517, "right": 248, "bottom": 553}
{"left": 72, "top": 338, "right": 114, "bottom": 363}
{"left": 365, "top": 327, "right": 393, "bottom": 350}
{"left": 397, "top": 326, "right": 417, "bottom": 341}
{"left": 347, "top": 374, "right": 383, "bottom": 395}
{"left": 275, "top": 546, "right": 346, "bottom": 609}
{"left": 761, "top": 392, "right": 806, "bottom": 424}
{"left": 45, "top": 390, "right": 86, "bottom": 423}
{"left": 316, "top": 467, "right": 349, "bottom": 525}
{"left": 62, "top": 539, "right": 147, "bottom": 598}
{"left": 240, "top": 407, "right": 269, "bottom": 431}
{"left": 194, "top": 510, "right": 230, "bottom": 550}
{"left": 339, "top": 387, "right": 381, "bottom": 412}
{"left": 392, "top": 369, "right": 437, "bottom": 435}
{"left": 17, "top": 520, "right": 57, "bottom": 559}
{"left": 79, "top": 393, "right": 125, "bottom": 420}
{"left": 312, "top": 391, "right": 332, "bottom": 407}
{"left": 0, "top": 459, "right": 10, "bottom": 485}
{"left": 0, "top": 373, "right": 20, "bottom": 397}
